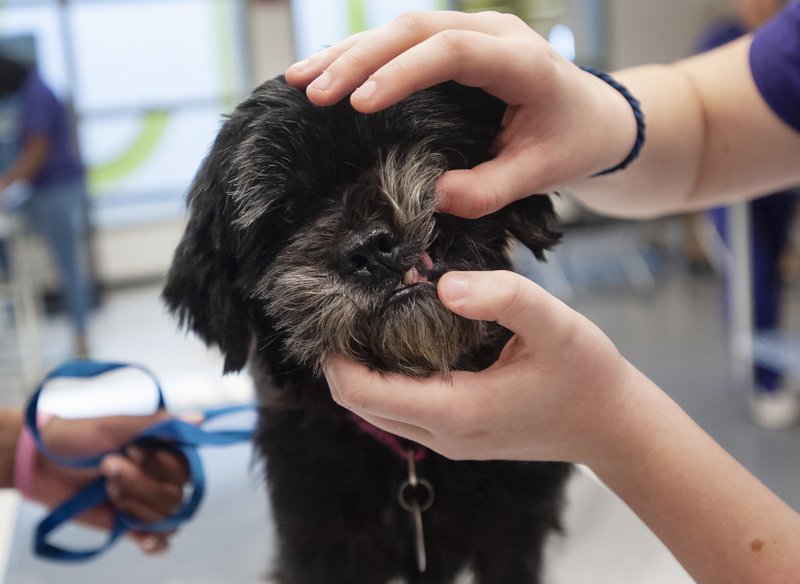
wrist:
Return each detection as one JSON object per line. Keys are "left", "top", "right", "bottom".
{"left": 579, "top": 67, "right": 645, "bottom": 176}
{"left": 0, "top": 408, "right": 24, "bottom": 489}
{"left": 587, "top": 73, "right": 640, "bottom": 177}
{"left": 15, "top": 414, "right": 56, "bottom": 501}
{"left": 576, "top": 361, "right": 669, "bottom": 476}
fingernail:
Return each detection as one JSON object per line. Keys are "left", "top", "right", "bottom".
{"left": 310, "top": 70, "right": 332, "bottom": 92}
{"left": 352, "top": 79, "right": 376, "bottom": 102}
{"left": 440, "top": 273, "right": 468, "bottom": 304}
{"left": 179, "top": 412, "right": 205, "bottom": 425}
{"left": 289, "top": 58, "right": 309, "bottom": 72}
{"left": 139, "top": 535, "right": 163, "bottom": 554}
{"left": 100, "top": 457, "right": 121, "bottom": 479}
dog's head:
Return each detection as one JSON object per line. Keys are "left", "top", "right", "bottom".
{"left": 163, "top": 76, "right": 559, "bottom": 378}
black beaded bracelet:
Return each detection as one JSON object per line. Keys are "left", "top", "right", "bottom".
{"left": 580, "top": 66, "right": 646, "bottom": 176}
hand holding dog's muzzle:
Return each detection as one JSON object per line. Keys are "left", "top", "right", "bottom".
{"left": 326, "top": 270, "right": 639, "bottom": 466}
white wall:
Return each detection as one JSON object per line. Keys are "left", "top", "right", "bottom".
{"left": 92, "top": 0, "right": 296, "bottom": 286}
{"left": 605, "top": 0, "right": 732, "bottom": 69}
{"left": 246, "top": 0, "right": 296, "bottom": 85}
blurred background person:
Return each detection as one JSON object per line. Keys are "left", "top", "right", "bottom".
{"left": 0, "top": 54, "right": 92, "bottom": 359}
{"left": 696, "top": 0, "right": 799, "bottom": 428}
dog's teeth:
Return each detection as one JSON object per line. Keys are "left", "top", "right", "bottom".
{"left": 403, "top": 266, "right": 430, "bottom": 285}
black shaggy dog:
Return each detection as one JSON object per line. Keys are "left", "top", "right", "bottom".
{"left": 163, "top": 76, "right": 571, "bottom": 584}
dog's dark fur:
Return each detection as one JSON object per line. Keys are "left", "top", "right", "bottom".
{"left": 163, "top": 76, "right": 571, "bottom": 584}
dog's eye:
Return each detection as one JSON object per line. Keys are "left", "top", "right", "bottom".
{"left": 280, "top": 200, "right": 299, "bottom": 224}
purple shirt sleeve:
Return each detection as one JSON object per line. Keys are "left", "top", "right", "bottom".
{"left": 19, "top": 73, "right": 56, "bottom": 138}
{"left": 16, "top": 72, "right": 83, "bottom": 187}
{"left": 749, "top": 1, "right": 800, "bottom": 132}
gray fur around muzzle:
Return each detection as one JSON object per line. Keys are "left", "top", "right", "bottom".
{"left": 255, "top": 146, "right": 490, "bottom": 377}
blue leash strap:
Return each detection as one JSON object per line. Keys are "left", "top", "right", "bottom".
{"left": 24, "top": 360, "right": 256, "bottom": 562}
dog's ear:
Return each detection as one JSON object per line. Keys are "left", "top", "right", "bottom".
{"left": 502, "top": 195, "right": 562, "bottom": 261}
{"left": 433, "top": 82, "right": 506, "bottom": 127}
{"left": 162, "top": 127, "right": 251, "bottom": 373}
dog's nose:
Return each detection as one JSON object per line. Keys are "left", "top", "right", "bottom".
{"left": 336, "top": 224, "right": 402, "bottom": 282}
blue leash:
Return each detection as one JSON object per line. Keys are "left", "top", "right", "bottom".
{"left": 24, "top": 360, "right": 256, "bottom": 562}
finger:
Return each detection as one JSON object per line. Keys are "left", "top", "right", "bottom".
{"left": 437, "top": 271, "right": 575, "bottom": 345}
{"left": 285, "top": 32, "right": 367, "bottom": 87}
{"left": 73, "top": 504, "right": 116, "bottom": 531}
{"left": 348, "top": 28, "right": 534, "bottom": 113}
{"left": 301, "top": 11, "right": 513, "bottom": 107}
{"left": 130, "top": 531, "right": 171, "bottom": 555}
{"left": 436, "top": 148, "right": 546, "bottom": 218}
{"left": 355, "top": 411, "right": 435, "bottom": 448}
{"left": 325, "top": 357, "right": 461, "bottom": 424}
{"left": 91, "top": 412, "right": 174, "bottom": 451}
{"left": 127, "top": 446, "right": 190, "bottom": 485}
{"left": 102, "top": 455, "right": 184, "bottom": 521}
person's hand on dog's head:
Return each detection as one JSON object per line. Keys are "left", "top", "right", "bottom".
{"left": 286, "top": 10, "right": 637, "bottom": 219}
{"left": 325, "top": 270, "right": 639, "bottom": 466}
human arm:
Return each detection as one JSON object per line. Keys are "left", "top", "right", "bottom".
{"left": 0, "top": 407, "right": 190, "bottom": 554}
{"left": 0, "top": 134, "right": 49, "bottom": 193}
{"left": 286, "top": 10, "right": 800, "bottom": 220}
{"left": 0, "top": 409, "right": 22, "bottom": 489}
{"left": 578, "top": 38, "right": 800, "bottom": 218}
{"left": 325, "top": 270, "right": 800, "bottom": 584}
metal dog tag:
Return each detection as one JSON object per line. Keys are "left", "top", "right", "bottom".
{"left": 397, "top": 450, "right": 434, "bottom": 573}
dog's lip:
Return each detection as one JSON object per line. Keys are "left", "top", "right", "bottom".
{"left": 388, "top": 250, "right": 443, "bottom": 302}
{"left": 402, "top": 251, "right": 435, "bottom": 286}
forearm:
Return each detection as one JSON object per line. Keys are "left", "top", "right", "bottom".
{"left": 0, "top": 135, "right": 48, "bottom": 191}
{"left": 566, "top": 38, "right": 800, "bottom": 219}
{"left": 591, "top": 367, "right": 800, "bottom": 583}
{"left": 0, "top": 408, "right": 23, "bottom": 489}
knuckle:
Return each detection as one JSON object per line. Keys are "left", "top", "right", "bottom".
{"left": 392, "top": 11, "right": 428, "bottom": 38}
{"left": 337, "top": 384, "right": 368, "bottom": 412}
{"left": 467, "top": 177, "right": 501, "bottom": 218}
{"left": 164, "top": 484, "right": 185, "bottom": 507}
{"left": 337, "top": 45, "right": 373, "bottom": 76}
{"left": 496, "top": 271, "right": 530, "bottom": 320}
{"left": 497, "top": 11, "right": 525, "bottom": 30}
{"left": 433, "top": 29, "right": 468, "bottom": 59}
{"left": 464, "top": 188, "right": 493, "bottom": 219}
{"left": 384, "top": 58, "right": 415, "bottom": 90}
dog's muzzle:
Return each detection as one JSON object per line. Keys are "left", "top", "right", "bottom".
{"left": 335, "top": 222, "right": 444, "bottom": 301}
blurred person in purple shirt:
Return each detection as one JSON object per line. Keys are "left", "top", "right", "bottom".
{"left": 697, "top": 0, "right": 799, "bottom": 429}
{"left": 0, "top": 55, "right": 92, "bottom": 358}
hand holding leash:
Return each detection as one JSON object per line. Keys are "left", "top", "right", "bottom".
{"left": 23, "top": 360, "right": 255, "bottom": 561}
{"left": 22, "top": 411, "right": 190, "bottom": 555}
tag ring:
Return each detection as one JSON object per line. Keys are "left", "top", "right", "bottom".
{"left": 397, "top": 478, "right": 435, "bottom": 512}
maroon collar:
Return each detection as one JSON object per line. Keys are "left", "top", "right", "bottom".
{"left": 350, "top": 414, "right": 427, "bottom": 461}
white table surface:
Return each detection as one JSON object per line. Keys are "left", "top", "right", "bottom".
{"left": 0, "top": 490, "right": 20, "bottom": 584}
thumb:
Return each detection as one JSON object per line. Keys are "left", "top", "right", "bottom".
{"left": 92, "top": 411, "right": 175, "bottom": 448}
{"left": 436, "top": 151, "right": 540, "bottom": 218}
{"left": 437, "top": 270, "right": 575, "bottom": 343}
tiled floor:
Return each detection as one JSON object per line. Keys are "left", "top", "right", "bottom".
{"left": 2, "top": 237, "right": 799, "bottom": 583}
